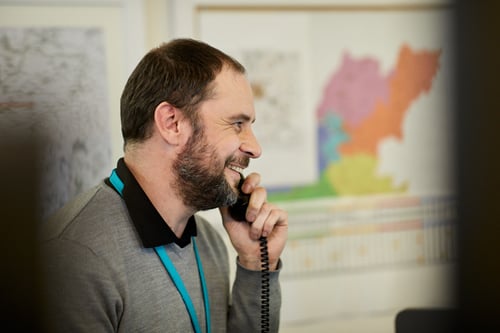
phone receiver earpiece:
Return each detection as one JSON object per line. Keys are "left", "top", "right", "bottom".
{"left": 228, "top": 173, "right": 250, "bottom": 222}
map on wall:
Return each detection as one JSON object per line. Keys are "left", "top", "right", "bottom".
{"left": 240, "top": 48, "right": 318, "bottom": 186}
{"left": 198, "top": 8, "right": 455, "bottom": 201}
{"left": 269, "top": 43, "right": 449, "bottom": 201}
{"left": 0, "top": 27, "right": 112, "bottom": 220}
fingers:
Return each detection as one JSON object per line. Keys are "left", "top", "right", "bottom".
{"left": 240, "top": 172, "right": 261, "bottom": 195}
{"left": 244, "top": 185, "right": 266, "bottom": 222}
{"left": 247, "top": 195, "right": 288, "bottom": 240}
{"left": 227, "top": 172, "right": 288, "bottom": 240}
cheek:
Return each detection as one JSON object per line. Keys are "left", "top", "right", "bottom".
{"left": 219, "top": 139, "right": 240, "bottom": 161}
{"left": 210, "top": 132, "right": 240, "bottom": 155}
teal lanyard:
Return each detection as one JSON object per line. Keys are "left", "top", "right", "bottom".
{"left": 109, "top": 169, "right": 211, "bottom": 333}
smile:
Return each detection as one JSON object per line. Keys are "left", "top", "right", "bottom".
{"left": 228, "top": 164, "right": 244, "bottom": 175}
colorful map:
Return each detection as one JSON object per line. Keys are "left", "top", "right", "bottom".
{"left": 269, "top": 44, "right": 441, "bottom": 201}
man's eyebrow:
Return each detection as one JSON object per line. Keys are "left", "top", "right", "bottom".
{"left": 228, "top": 113, "right": 255, "bottom": 123}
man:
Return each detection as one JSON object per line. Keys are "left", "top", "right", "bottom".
{"left": 41, "top": 38, "right": 288, "bottom": 332}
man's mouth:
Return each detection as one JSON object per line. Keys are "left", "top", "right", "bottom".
{"left": 226, "top": 156, "right": 250, "bottom": 178}
{"left": 228, "top": 164, "right": 244, "bottom": 175}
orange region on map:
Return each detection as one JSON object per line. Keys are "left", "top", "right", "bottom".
{"left": 339, "top": 44, "right": 441, "bottom": 155}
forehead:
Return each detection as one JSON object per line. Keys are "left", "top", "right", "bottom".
{"left": 200, "top": 67, "right": 255, "bottom": 119}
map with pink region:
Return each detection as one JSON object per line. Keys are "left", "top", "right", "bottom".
{"left": 317, "top": 52, "right": 390, "bottom": 128}
{"left": 270, "top": 44, "right": 442, "bottom": 200}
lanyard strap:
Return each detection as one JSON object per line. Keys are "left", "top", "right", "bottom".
{"left": 154, "top": 244, "right": 210, "bottom": 333}
{"left": 109, "top": 169, "right": 211, "bottom": 333}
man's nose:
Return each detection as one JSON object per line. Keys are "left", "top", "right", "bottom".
{"left": 240, "top": 129, "right": 262, "bottom": 159}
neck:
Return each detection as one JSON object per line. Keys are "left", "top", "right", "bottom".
{"left": 124, "top": 148, "right": 194, "bottom": 239}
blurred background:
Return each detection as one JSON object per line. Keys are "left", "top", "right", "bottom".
{"left": 0, "top": 0, "right": 498, "bottom": 332}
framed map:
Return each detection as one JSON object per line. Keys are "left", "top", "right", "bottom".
{"left": 194, "top": 3, "right": 455, "bottom": 201}
{"left": 0, "top": 1, "right": 143, "bottom": 219}
{"left": 0, "top": 27, "right": 112, "bottom": 220}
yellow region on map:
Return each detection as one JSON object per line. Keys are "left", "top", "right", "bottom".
{"left": 325, "top": 154, "right": 407, "bottom": 195}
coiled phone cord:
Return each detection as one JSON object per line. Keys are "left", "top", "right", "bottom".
{"left": 228, "top": 173, "right": 271, "bottom": 332}
{"left": 259, "top": 236, "right": 270, "bottom": 333}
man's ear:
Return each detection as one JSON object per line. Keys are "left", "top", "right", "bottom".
{"left": 153, "top": 101, "right": 188, "bottom": 145}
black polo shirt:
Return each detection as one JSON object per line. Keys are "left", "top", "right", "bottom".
{"left": 105, "top": 158, "right": 197, "bottom": 248}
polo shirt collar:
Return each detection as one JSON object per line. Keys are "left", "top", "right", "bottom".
{"left": 106, "top": 158, "right": 197, "bottom": 248}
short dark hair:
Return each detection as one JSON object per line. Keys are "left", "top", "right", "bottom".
{"left": 120, "top": 38, "right": 246, "bottom": 146}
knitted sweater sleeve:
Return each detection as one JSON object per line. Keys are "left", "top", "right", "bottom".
{"left": 228, "top": 258, "right": 282, "bottom": 333}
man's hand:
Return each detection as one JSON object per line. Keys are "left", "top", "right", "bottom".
{"left": 220, "top": 172, "right": 288, "bottom": 271}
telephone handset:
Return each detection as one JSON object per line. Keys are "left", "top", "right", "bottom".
{"left": 228, "top": 174, "right": 250, "bottom": 222}
{"left": 228, "top": 173, "right": 270, "bottom": 333}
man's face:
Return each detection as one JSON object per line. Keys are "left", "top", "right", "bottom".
{"left": 172, "top": 67, "right": 261, "bottom": 211}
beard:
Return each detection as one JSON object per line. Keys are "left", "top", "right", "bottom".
{"left": 172, "top": 128, "right": 249, "bottom": 211}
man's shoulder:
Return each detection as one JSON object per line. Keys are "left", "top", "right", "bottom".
{"left": 40, "top": 182, "right": 127, "bottom": 243}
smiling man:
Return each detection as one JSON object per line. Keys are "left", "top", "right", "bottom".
{"left": 41, "top": 39, "right": 288, "bottom": 333}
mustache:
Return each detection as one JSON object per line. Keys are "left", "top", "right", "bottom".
{"left": 226, "top": 156, "right": 250, "bottom": 168}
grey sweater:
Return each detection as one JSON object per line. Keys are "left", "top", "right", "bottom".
{"left": 40, "top": 182, "right": 281, "bottom": 332}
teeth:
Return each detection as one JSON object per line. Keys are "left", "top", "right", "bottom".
{"left": 229, "top": 165, "right": 244, "bottom": 174}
